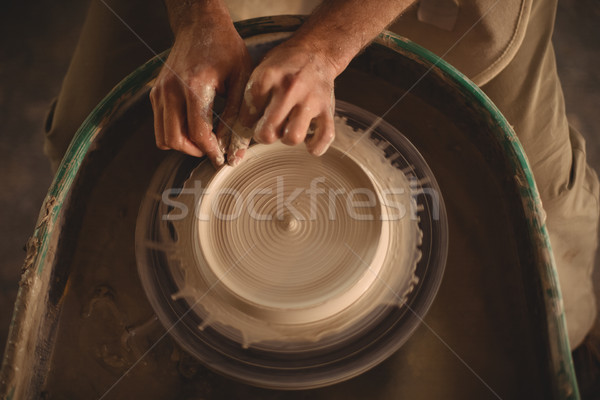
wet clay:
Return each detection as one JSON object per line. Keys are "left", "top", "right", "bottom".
{"left": 161, "top": 116, "right": 422, "bottom": 349}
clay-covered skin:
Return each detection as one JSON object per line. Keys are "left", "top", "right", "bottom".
{"left": 153, "top": 0, "right": 415, "bottom": 167}
{"left": 151, "top": 0, "right": 252, "bottom": 166}
{"left": 232, "top": 41, "right": 337, "bottom": 163}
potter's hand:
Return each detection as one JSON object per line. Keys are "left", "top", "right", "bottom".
{"left": 228, "top": 0, "right": 414, "bottom": 166}
{"left": 230, "top": 42, "right": 337, "bottom": 166}
{"left": 151, "top": 1, "right": 251, "bottom": 167}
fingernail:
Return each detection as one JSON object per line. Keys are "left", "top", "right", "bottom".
{"left": 312, "top": 145, "right": 329, "bottom": 157}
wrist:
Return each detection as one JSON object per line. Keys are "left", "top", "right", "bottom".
{"left": 165, "top": 0, "right": 232, "bottom": 36}
{"left": 284, "top": 34, "right": 349, "bottom": 79}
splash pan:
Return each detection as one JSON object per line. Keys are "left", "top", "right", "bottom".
{"left": 135, "top": 101, "right": 448, "bottom": 389}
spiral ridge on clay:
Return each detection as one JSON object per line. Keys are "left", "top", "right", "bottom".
{"left": 135, "top": 100, "right": 447, "bottom": 389}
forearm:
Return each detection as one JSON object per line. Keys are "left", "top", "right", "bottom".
{"left": 164, "top": 0, "right": 232, "bottom": 35}
{"left": 288, "top": 0, "right": 417, "bottom": 76}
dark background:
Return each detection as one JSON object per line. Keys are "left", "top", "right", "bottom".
{"left": 0, "top": 0, "right": 599, "bottom": 360}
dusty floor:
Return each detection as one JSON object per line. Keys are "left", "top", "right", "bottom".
{"left": 0, "top": 0, "right": 599, "bottom": 388}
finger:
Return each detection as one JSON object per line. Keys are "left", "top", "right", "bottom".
{"left": 236, "top": 70, "right": 276, "bottom": 133}
{"left": 254, "top": 87, "right": 298, "bottom": 144}
{"left": 217, "top": 76, "right": 244, "bottom": 151}
{"left": 281, "top": 105, "right": 313, "bottom": 146}
{"left": 163, "top": 89, "right": 204, "bottom": 157}
{"left": 227, "top": 123, "right": 250, "bottom": 166}
{"left": 186, "top": 85, "right": 225, "bottom": 166}
{"left": 306, "top": 111, "right": 335, "bottom": 157}
{"left": 219, "top": 70, "right": 252, "bottom": 166}
{"left": 150, "top": 88, "right": 168, "bottom": 150}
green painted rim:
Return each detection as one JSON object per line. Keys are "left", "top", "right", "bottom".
{"left": 373, "top": 31, "right": 577, "bottom": 399}
{"left": 6, "top": 16, "right": 578, "bottom": 399}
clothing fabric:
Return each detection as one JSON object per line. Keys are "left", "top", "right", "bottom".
{"left": 43, "top": 0, "right": 173, "bottom": 169}
{"left": 43, "top": 0, "right": 598, "bottom": 349}
{"left": 480, "top": 0, "right": 599, "bottom": 348}
{"left": 392, "top": 0, "right": 533, "bottom": 86}
{"left": 224, "top": 0, "right": 320, "bottom": 21}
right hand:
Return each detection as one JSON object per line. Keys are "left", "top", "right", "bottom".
{"left": 233, "top": 40, "right": 338, "bottom": 163}
{"left": 150, "top": 9, "right": 252, "bottom": 167}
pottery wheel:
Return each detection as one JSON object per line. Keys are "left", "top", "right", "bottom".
{"left": 136, "top": 101, "right": 447, "bottom": 389}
